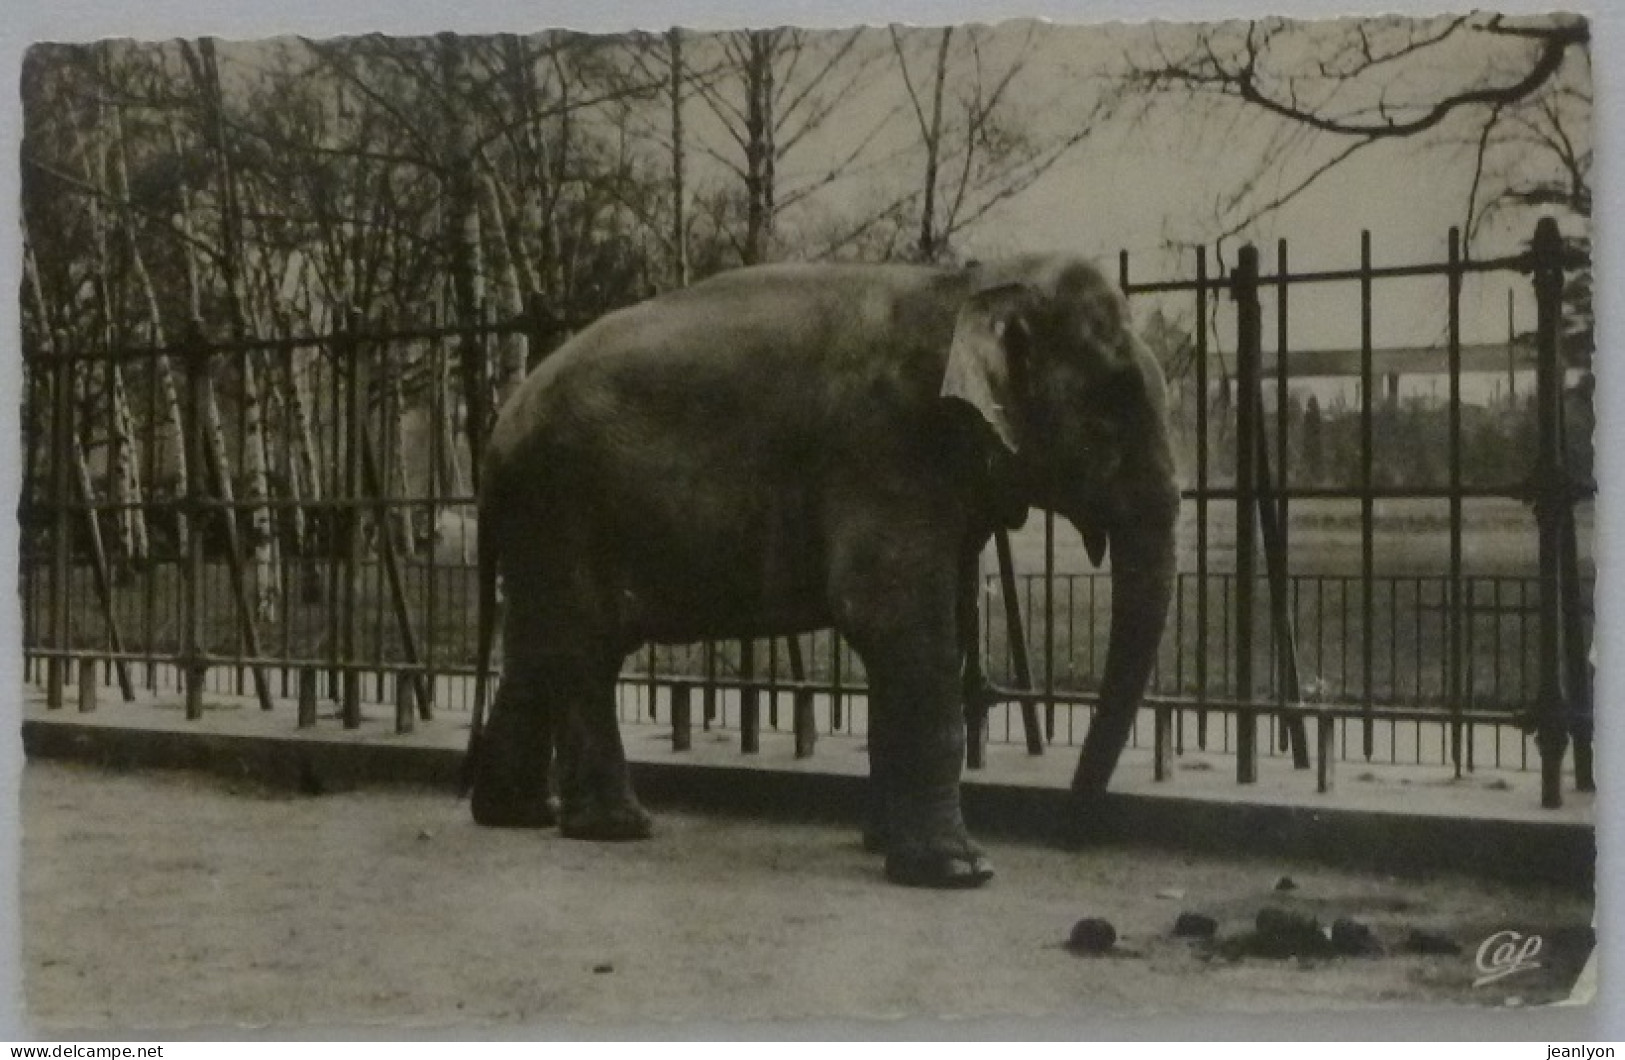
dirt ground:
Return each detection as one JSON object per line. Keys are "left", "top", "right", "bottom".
{"left": 20, "top": 760, "right": 1595, "bottom": 1035}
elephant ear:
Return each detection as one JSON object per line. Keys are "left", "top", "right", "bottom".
{"left": 940, "top": 283, "right": 1032, "bottom": 453}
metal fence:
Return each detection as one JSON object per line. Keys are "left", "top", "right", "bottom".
{"left": 19, "top": 220, "right": 1595, "bottom": 807}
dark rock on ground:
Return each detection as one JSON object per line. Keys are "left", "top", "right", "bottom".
{"left": 1251, "top": 906, "right": 1333, "bottom": 958}
{"left": 1404, "top": 930, "right": 1462, "bottom": 955}
{"left": 1330, "top": 917, "right": 1381, "bottom": 956}
{"left": 1066, "top": 917, "right": 1117, "bottom": 954}
{"left": 1173, "top": 912, "right": 1218, "bottom": 939}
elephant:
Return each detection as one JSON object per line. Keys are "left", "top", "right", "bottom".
{"left": 464, "top": 254, "right": 1181, "bottom": 889}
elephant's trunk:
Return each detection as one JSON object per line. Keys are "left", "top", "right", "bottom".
{"left": 1069, "top": 476, "right": 1179, "bottom": 797}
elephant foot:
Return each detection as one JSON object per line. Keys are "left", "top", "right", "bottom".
{"left": 471, "top": 788, "right": 559, "bottom": 829}
{"left": 560, "top": 797, "right": 654, "bottom": 841}
{"left": 884, "top": 841, "right": 995, "bottom": 889}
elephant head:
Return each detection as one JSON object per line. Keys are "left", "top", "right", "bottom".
{"left": 941, "top": 256, "right": 1181, "bottom": 798}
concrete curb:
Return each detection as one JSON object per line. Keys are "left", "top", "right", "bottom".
{"left": 22, "top": 715, "right": 1594, "bottom": 891}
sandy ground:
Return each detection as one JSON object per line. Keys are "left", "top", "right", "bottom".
{"left": 21, "top": 760, "right": 1594, "bottom": 1036}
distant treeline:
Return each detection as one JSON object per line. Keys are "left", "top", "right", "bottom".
{"left": 1165, "top": 378, "right": 1595, "bottom": 492}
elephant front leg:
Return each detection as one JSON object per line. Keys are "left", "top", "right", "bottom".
{"left": 835, "top": 548, "right": 993, "bottom": 888}
{"left": 873, "top": 660, "right": 993, "bottom": 889}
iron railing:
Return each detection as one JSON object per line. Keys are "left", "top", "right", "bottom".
{"left": 19, "top": 220, "right": 1594, "bottom": 805}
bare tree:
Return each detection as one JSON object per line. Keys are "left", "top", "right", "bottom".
{"left": 688, "top": 27, "right": 888, "bottom": 266}
{"left": 826, "top": 23, "right": 1105, "bottom": 264}
{"left": 1123, "top": 13, "right": 1591, "bottom": 248}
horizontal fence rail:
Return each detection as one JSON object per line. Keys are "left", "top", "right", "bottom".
{"left": 19, "top": 221, "right": 1595, "bottom": 807}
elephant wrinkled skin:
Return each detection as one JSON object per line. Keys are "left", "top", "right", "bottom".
{"left": 466, "top": 256, "right": 1181, "bottom": 889}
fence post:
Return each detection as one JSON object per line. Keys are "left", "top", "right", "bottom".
{"left": 1252, "top": 398, "right": 1309, "bottom": 769}
{"left": 671, "top": 682, "right": 692, "bottom": 751}
{"left": 359, "top": 409, "right": 432, "bottom": 718}
{"left": 1447, "top": 228, "right": 1466, "bottom": 778}
{"left": 182, "top": 326, "right": 211, "bottom": 721}
{"left": 395, "top": 671, "right": 416, "bottom": 735}
{"left": 740, "top": 638, "right": 759, "bottom": 754}
{"left": 793, "top": 687, "right": 817, "bottom": 759}
{"left": 1153, "top": 701, "right": 1173, "bottom": 781}
{"left": 1530, "top": 217, "right": 1571, "bottom": 808}
{"left": 1560, "top": 515, "right": 1593, "bottom": 792}
{"left": 1043, "top": 510, "right": 1056, "bottom": 741}
{"left": 297, "top": 666, "right": 318, "bottom": 728}
{"left": 1316, "top": 709, "right": 1335, "bottom": 793}
{"left": 77, "top": 657, "right": 97, "bottom": 713}
{"left": 1194, "top": 250, "right": 1210, "bottom": 751}
{"left": 342, "top": 309, "right": 366, "bottom": 730}
{"left": 1232, "top": 243, "right": 1261, "bottom": 784}
{"left": 1359, "top": 231, "right": 1376, "bottom": 759}
{"left": 46, "top": 346, "right": 73, "bottom": 710}
{"left": 703, "top": 641, "right": 718, "bottom": 730}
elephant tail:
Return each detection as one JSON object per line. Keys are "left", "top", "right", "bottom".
{"left": 459, "top": 504, "right": 500, "bottom": 798}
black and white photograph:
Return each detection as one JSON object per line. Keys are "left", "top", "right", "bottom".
{"left": 4, "top": 0, "right": 1615, "bottom": 1038}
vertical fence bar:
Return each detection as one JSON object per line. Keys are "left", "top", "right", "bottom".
{"left": 361, "top": 408, "right": 431, "bottom": 719}
{"left": 1137, "top": 248, "right": 1176, "bottom": 773}
{"left": 1275, "top": 239, "right": 1290, "bottom": 592}
{"left": 46, "top": 348, "right": 73, "bottom": 710}
{"left": 1253, "top": 397, "right": 1309, "bottom": 769}
{"left": 740, "top": 637, "right": 759, "bottom": 753}
{"left": 424, "top": 304, "right": 443, "bottom": 717}
{"left": 1194, "top": 249, "right": 1211, "bottom": 751}
{"left": 1560, "top": 510, "right": 1592, "bottom": 791}
{"left": 142, "top": 347, "right": 161, "bottom": 694}
{"left": 994, "top": 529, "right": 1043, "bottom": 754}
{"left": 342, "top": 311, "right": 366, "bottom": 729}
{"left": 1447, "top": 228, "right": 1466, "bottom": 776}
{"left": 830, "top": 633, "right": 844, "bottom": 730}
{"left": 183, "top": 330, "right": 210, "bottom": 721}
{"left": 703, "top": 640, "right": 718, "bottom": 729}
{"left": 326, "top": 326, "right": 344, "bottom": 703}
{"left": 767, "top": 637, "right": 779, "bottom": 729}
{"left": 1530, "top": 217, "right": 1569, "bottom": 808}
{"left": 1043, "top": 510, "right": 1055, "bottom": 740}
{"left": 1360, "top": 230, "right": 1376, "bottom": 759}
{"left": 1233, "top": 243, "right": 1260, "bottom": 784}
{"left": 1259, "top": 240, "right": 1308, "bottom": 768}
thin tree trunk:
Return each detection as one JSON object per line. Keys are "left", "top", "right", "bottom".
{"left": 440, "top": 34, "right": 490, "bottom": 490}
{"left": 115, "top": 196, "right": 188, "bottom": 552}
{"left": 918, "top": 28, "right": 953, "bottom": 263}
{"left": 106, "top": 361, "right": 148, "bottom": 568}
{"left": 75, "top": 95, "right": 149, "bottom": 578}
{"left": 669, "top": 28, "right": 689, "bottom": 287}
{"left": 196, "top": 37, "right": 279, "bottom": 624}
{"left": 742, "top": 30, "right": 778, "bottom": 265}
{"left": 479, "top": 172, "right": 529, "bottom": 403}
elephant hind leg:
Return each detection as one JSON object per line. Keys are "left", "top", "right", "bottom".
{"left": 555, "top": 649, "right": 653, "bottom": 842}
{"left": 470, "top": 649, "right": 558, "bottom": 829}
